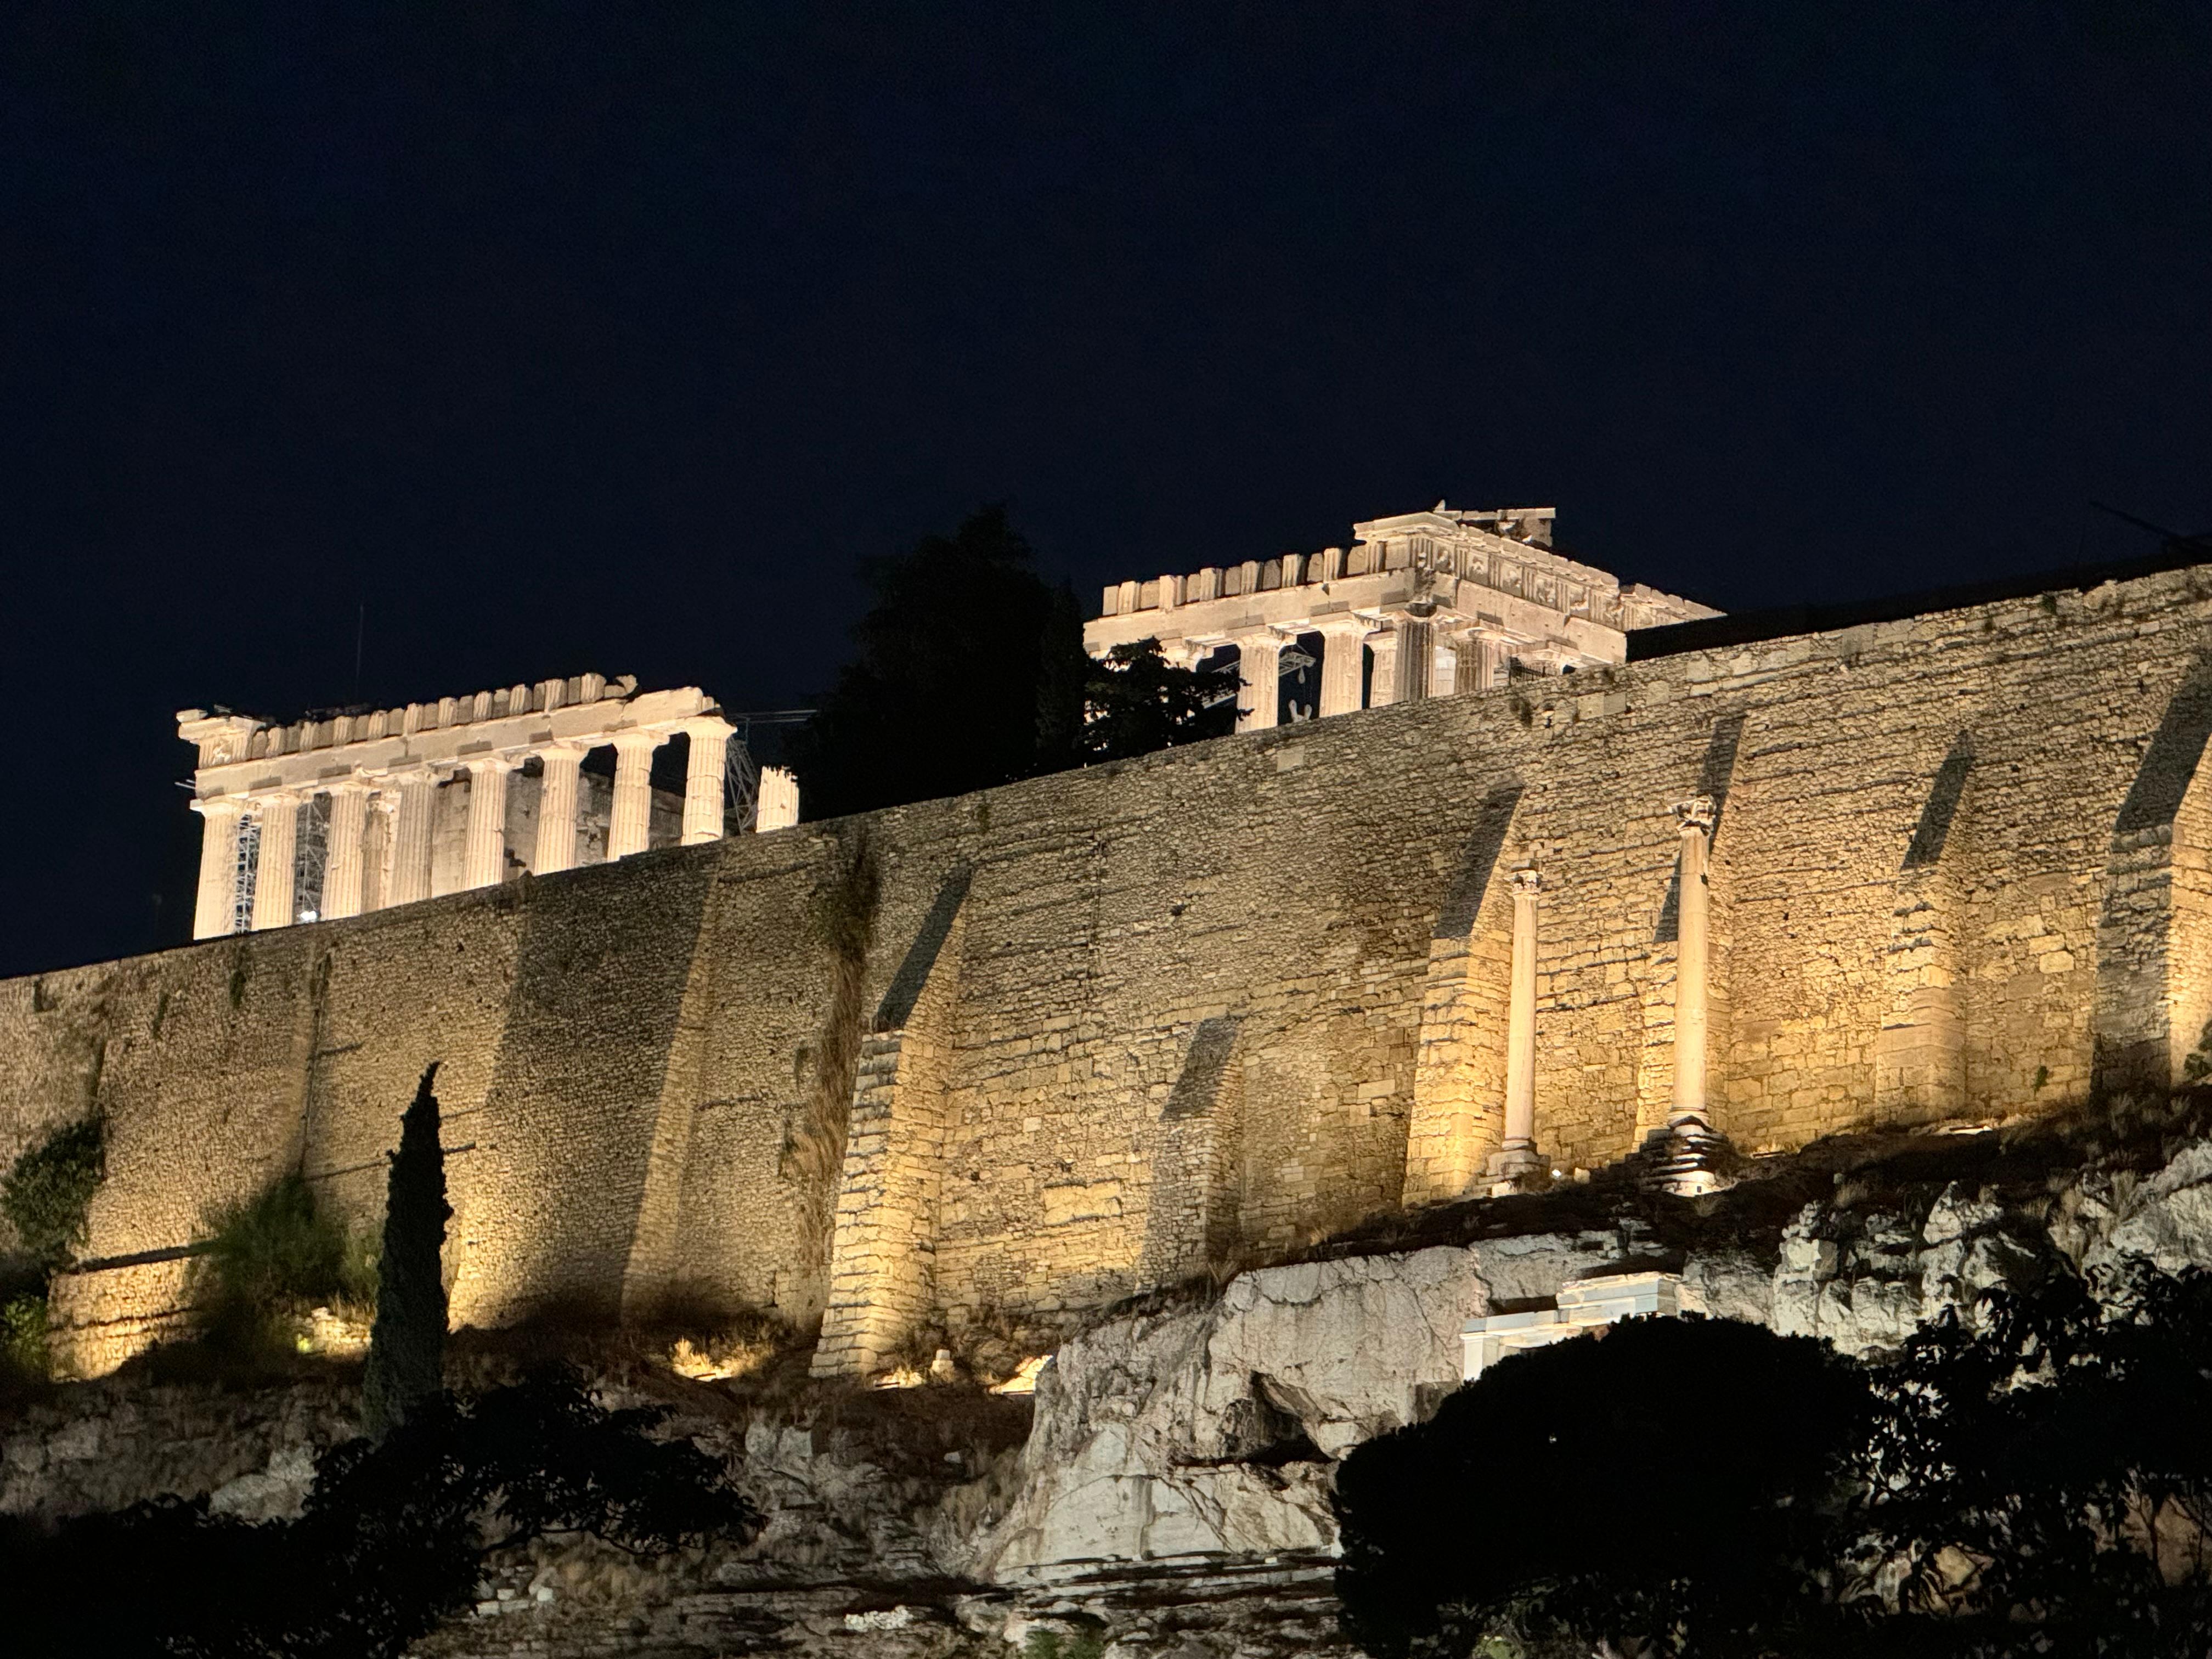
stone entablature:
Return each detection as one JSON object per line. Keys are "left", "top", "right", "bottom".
{"left": 1459, "top": 1272, "right": 1686, "bottom": 1380}
{"left": 178, "top": 674, "right": 799, "bottom": 940}
{"left": 1084, "top": 503, "right": 1720, "bottom": 730}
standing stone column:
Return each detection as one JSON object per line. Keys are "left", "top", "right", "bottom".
{"left": 678, "top": 717, "right": 733, "bottom": 845}
{"left": 189, "top": 797, "right": 247, "bottom": 939}
{"left": 323, "top": 781, "right": 371, "bottom": 919}
{"left": 1395, "top": 618, "right": 1435, "bottom": 703}
{"left": 757, "top": 766, "right": 801, "bottom": 831}
{"left": 251, "top": 793, "right": 301, "bottom": 932}
{"left": 386, "top": 766, "right": 437, "bottom": 907}
{"left": 1641, "top": 795, "right": 1735, "bottom": 1194}
{"left": 533, "top": 743, "right": 584, "bottom": 874}
{"left": 1472, "top": 635, "right": 1511, "bottom": 695}
{"left": 1367, "top": 630, "right": 1401, "bottom": 708}
{"left": 1237, "top": 634, "right": 1283, "bottom": 731}
{"left": 1671, "top": 797, "right": 1716, "bottom": 1126}
{"left": 462, "top": 757, "right": 516, "bottom": 889}
{"left": 1488, "top": 870, "right": 1545, "bottom": 1190}
{"left": 1314, "top": 619, "right": 1367, "bottom": 718}
{"left": 609, "top": 731, "right": 664, "bottom": 859}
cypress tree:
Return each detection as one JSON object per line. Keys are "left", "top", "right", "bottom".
{"left": 362, "top": 1062, "right": 450, "bottom": 1438}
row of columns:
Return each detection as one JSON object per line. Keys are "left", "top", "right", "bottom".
{"left": 1220, "top": 618, "right": 1522, "bottom": 733}
{"left": 1482, "top": 797, "right": 1717, "bottom": 1193}
{"left": 191, "top": 718, "right": 743, "bottom": 939}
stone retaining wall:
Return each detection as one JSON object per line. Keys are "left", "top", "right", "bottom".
{"left": 8, "top": 563, "right": 2212, "bottom": 1374}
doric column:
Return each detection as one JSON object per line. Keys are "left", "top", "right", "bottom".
{"left": 1429, "top": 628, "right": 1461, "bottom": 697}
{"left": 1315, "top": 619, "right": 1367, "bottom": 718}
{"left": 678, "top": 717, "right": 733, "bottom": 845}
{"left": 189, "top": 797, "right": 247, "bottom": 940}
{"left": 1482, "top": 869, "right": 1548, "bottom": 1193}
{"left": 1472, "top": 635, "right": 1511, "bottom": 695}
{"left": 1367, "top": 630, "right": 1401, "bottom": 708}
{"left": 608, "top": 731, "right": 664, "bottom": 859}
{"left": 1237, "top": 634, "right": 1283, "bottom": 730}
{"left": 533, "top": 743, "right": 584, "bottom": 874}
{"left": 1396, "top": 618, "right": 1435, "bottom": 702}
{"left": 757, "top": 766, "right": 801, "bottom": 832}
{"left": 250, "top": 793, "right": 300, "bottom": 932}
{"left": 462, "top": 756, "right": 517, "bottom": 889}
{"left": 323, "top": 782, "right": 371, "bottom": 919}
{"left": 1671, "top": 797, "right": 1716, "bottom": 1126}
{"left": 386, "top": 766, "right": 437, "bottom": 907}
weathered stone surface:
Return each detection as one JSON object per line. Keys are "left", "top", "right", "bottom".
{"left": 21, "top": 1121, "right": 2212, "bottom": 1655}
{"left": 961, "top": 1234, "right": 1618, "bottom": 1579}
{"left": 18, "top": 565, "right": 2212, "bottom": 1382}
{"left": 2083, "top": 1139, "right": 2212, "bottom": 1279}
{"left": 0, "top": 1378, "right": 358, "bottom": 1522}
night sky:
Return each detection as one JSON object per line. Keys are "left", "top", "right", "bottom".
{"left": 5, "top": 3, "right": 2208, "bottom": 979}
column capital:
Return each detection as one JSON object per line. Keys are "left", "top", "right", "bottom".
{"left": 461, "top": 751, "right": 522, "bottom": 775}
{"left": 669, "top": 714, "right": 734, "bottom": 742}
{"left": 325, "top": 774, "right": 374, "bottom": 799}
{"left": 1510, "top": 867, "right": 1543, "bottom": 898}
{"left": 1311, "top": 614, "right": 1370, "bottom": 637}
{"left": 1673, "top": 795, "right": 1716, "bottom": 833}
{"left": 191, "top": 794, "right": 250, "bottom": 819}
{"left": 610, "top": 727, "right": 666, "bottom": 757}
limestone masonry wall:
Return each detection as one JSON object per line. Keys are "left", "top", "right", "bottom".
{"left": 12, "top": 563, "right": 2212, "bottom": 1375}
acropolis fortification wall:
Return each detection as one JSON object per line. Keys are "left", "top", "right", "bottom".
{"left": 10, "top": 560, "right": 2212, "bottom": 1377}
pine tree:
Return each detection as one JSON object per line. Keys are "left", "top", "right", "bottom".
{"left": 788, "top": 506, "right": 1065, "bottom": 816}
{"left": 1081, "top": 639, "right": 1233, "bottom": 760}
{"left": 362, "top": 1063, "right": 451, "bottom": 1439}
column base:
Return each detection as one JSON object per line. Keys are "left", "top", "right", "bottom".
{"left": 1483, "top": 1141, "right": 1549, "bottom": 1197}
{"left": 1633, "top": 1115, "right": 1743, "bottom": 1197}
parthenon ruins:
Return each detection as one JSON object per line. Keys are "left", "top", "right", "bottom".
{"left": 178, "top": 673, "right": 799, "bottom": 939}
{"left": 1083, "top": 503, "right": 1718, "bottom": 725}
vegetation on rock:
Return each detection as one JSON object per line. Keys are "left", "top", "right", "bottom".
{"left": 0, "top": 1115, "right": 105, "bottom": 1390}
{"left": 2, "top": 1114, "right": 105, "bottom": 1271}
{"left": 195, "top": 1171, "right": 375, "bottom": 1361}
{"left": 0, "top": 1365, "right": 760, "bottom": 1658}
{"left": 0, "top": 1291, "right": 48, "bottom": 1388}
{"left": 362, "top": 1063, "right": 450, "bottom": 1438}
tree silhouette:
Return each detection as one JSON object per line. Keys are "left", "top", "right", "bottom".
{"left": 1846, "top": 1269, "right": 2212, "bottom": 1657}
{"left": 362, "top": 1064, "right": 449, "bottom": 1439}
{"left": 0, "top": 1367, "right": 760, "bottom": 1657}
{"left": 1080, "top": 639, "right": 1234, "bottom": 761}
{"left": 1335, "top": 1314, "right": 1872, "bottom": 1659}
{"left": 791, "top": 506, "right": 1086, "bottom": 817}
{"left": 1337, "top": 1273, "right": 2212, "bottom": 1659}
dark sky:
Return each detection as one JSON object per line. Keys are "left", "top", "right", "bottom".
{"left": 4, "top": 2, "right": 2208, "bottom": 978}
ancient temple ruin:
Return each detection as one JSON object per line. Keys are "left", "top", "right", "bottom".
{"left": 1084, "top": 503, "right": 1718, "bottom": 726}
{"left": 177, "top": 673, "right": 800, "bottom": 939}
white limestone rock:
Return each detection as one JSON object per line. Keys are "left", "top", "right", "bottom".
{"left": 961, "top": 1232, "right": 1617, "bottom": 1581}
{"left": 207, "top": 1444, "right": 318, "bottom": 1521}
{"left": 2084, "top": 1140, "right": 2212, "bottom": 1280}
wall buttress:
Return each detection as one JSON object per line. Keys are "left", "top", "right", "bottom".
{"left": 812, "top": 870, "right": 972, "bottom": 1379}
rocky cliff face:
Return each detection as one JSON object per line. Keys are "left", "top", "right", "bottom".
{"left": 13, "top": 1116, "right": 2212, "bottom": 1656}
{"left": 957, "top": 1111, "right": 2212, "bottom": 1609}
